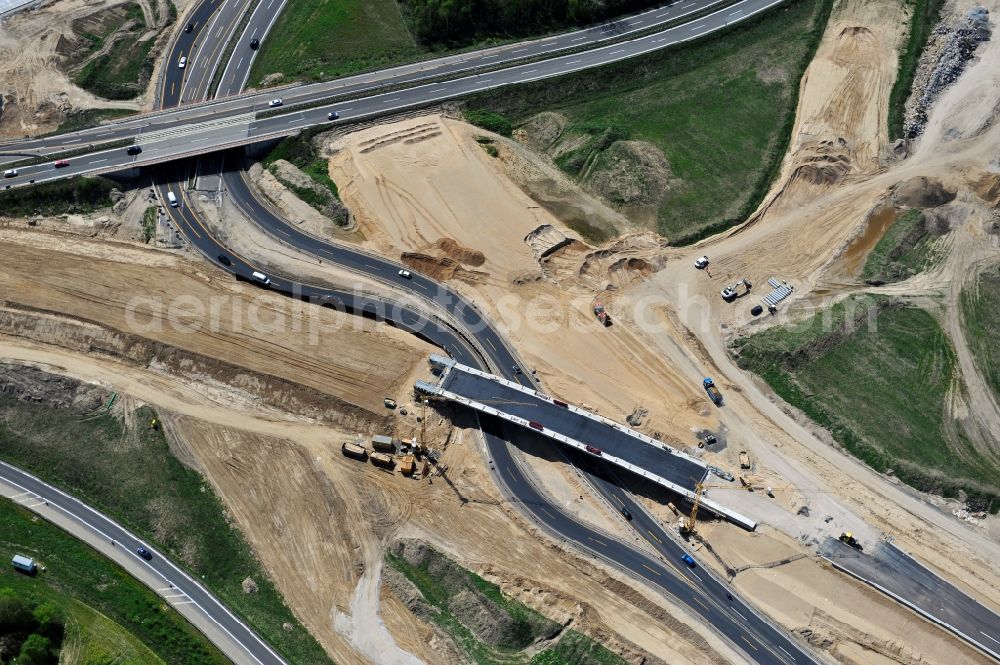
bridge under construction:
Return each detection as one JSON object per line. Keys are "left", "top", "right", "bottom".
{"left": 416, "top": 355, "right": 755, "bottom": 530}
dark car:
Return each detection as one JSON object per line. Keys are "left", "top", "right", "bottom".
{"left": 184, "top": 22, "right": 193, "bottom": 33}
{"left": 512, "top": 364, "right": 522, "bottom": 374}
{"left": 217, "top": 254, "right": 232, "bottom": 266}
{"left": 328, "top": 111, "right": 339, "bottom": 120}
{"left": 127, "top": 145, "right": 142, "bottom": 155}
{"left": 250, "top": 38, "right": 260, "bottom": 49}
{"left": 620, "top": 508, "right": 632, "bottom": 521}
{"left": 584, "top": 445, "right": 602, "bottom": 455}
{"left": 136, "top": 547, "right": 153, "bottom": 561}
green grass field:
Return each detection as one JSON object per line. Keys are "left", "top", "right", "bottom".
{"left": 464, "top": 0, "right": 832, "bottom": 243}
{"left": 0, "top": 499, "right": 223, "bottom": 664}
{"left": 733, "top": 296, "right": 1000, "bottom": 512}
{"left": 0, "top": 177, "right": 117, "bottom": 216}
{"left": 387, "top": 547, "right": 624, "bottom": 665}
{"left": 962, "top": 266, "right": 1000, "bottom": 405}
{"left": 861, "top": 208, "right": 941, "bottom": 283}
{"left": 248, "top": 0, "right": 423, "bottom": 85}
{"left": 0, "top": 397, "right": 333, "bottom": 664}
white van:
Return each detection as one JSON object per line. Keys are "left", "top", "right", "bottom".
{"left": 166, "top": 191, "right": 178, "bottom": 207}
{"left": 251, "top": 271, "right": 272, "bottom": 286}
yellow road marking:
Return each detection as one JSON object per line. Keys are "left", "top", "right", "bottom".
{"left": 693, "top": 596, "right": 710, "bottom": 611}
{"left": 641, "top": 563, "right": 661, "bottom": 577}
{"left": 740, "top": 635, "right": 758, "bottom": 651}
{"left": 613, "top": 494, "right": 624, "bottom": 506}
{"left": 646, "top": 529, "right": 662, "bottom": 544}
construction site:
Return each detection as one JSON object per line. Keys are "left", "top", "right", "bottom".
{"left": 1, "top": 0, "right": 1000, "bottom": 664}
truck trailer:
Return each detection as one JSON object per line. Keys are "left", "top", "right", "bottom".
{"left": 372, "top": 434, "right": 396, "bottom": 453}
{"left": 341, "top": 442, "right": 368, "bottom": 461}
{"left": 370, "top": 452, "right": 395, "bottom": 469}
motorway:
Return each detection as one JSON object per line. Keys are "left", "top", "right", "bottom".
{"left": 0, "top": 0, "right": 784, "bottom": 187}
{"left": 0, "top": 461, "right": 288, "bottom": 665}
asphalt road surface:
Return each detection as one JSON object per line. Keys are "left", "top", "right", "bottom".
{"left": 441, "top": 366, "right": 709, "bottom": 489}
{"left": 0, "top": 0, "right": 783, "bottom": 185}
{"left": 823, "top": 539, "right": 1000, "bottom": 662}
{"left": 0, "top": 461, "right": 288, "bottom": 665}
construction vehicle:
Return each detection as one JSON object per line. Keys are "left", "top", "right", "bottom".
{"left": 667, "top": 502, "right": 679, "bottom": 515}
{"left": 839, "top": 532, "right": 863, "bottom": 551}
{"left": 341, "top": 442, "right": 368, "bottom": 461}
{"left": 400, "top": 454, "right": 416, "bottom": 476}
{"left": 681, "top": 481, "right": 706, "bottom": 534}
{"left": 383, "top": 397, "right": 397, "bottom": 409}
{"left": 720, "top": 278, "right": 752, "bottom": 302}
{"left": 370, "top": 452, "right": 395, "bottom": 469}
{"left": 703, "top": 378, "right": 723, "bottom": 406}
{"left": 739, "top": 451, "right": 751, "bottom": 469}
{"left": 593, "top": 301, "right": 611, "bottom": 327}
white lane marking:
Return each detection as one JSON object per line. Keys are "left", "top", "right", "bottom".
{"left": 730, "top": 8, "right": 743, "bottom": 15}
{"left": 91, "top": 158, "right": 107, "bottom": 163}
{"left": 511, "top": 48, "right": 526, "bottom": 53}
{"left": 237, "top": 57, "right": 244, "bottom": 69}
{"left": 691, "top": 572, "right": 703, "bottom": 582}
{"left": 733, "top": 609, "right": 748, "bottom": 621}
{"left": 566, "top": 59, "right": 581, "bottom": 64}
{"left": 522, "top": 69, "right": 536, "bottom": 74}
{"left": 94, "top": 131, "right": 111, "bottom": 137}
{"left": 171, "top": 599, "right": 197, "bottom": 606}
{"left": 480, "top": 78, "right": 492, "bottom": 83}
{"left": 483, "top": 54, "right": 499, "bottom": 59}
{"left": 981, "top": 632, "right": 1000, "bottom": 646}
{"left": 384, "top": 97, "right": 399, "bottom": 102}
{"left": 571, "top": 35, "right": 586, "bottom": 41}
{"left": 190, "top": 137, "right": 210, "bottom": 143}
{"left": 779, "top": 646, "right": 793, "bottom": 657}
{"left": 690, "top": 22, "right": 706, "bottom": 30}
{"left": 610, "top": 49, "right": 625, "bottom": 54}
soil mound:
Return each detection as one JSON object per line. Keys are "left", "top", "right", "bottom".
{"left": 790, "top": 140, "right": 853, "bottom": 186}
{"left": 972, "top": 172, "right": 1000, "bottom": 207}
{"left": 401, "top": 253, "right": 488, "bottom": 283}
{"left": 269, "top": 160, "right": 350, "bottom": 226}
{"left": 434, "top": 238, "right": 486, "bottom": 267}
{"left": 583, "top": 140, "right": 673, "bottom": 209}
{"left": 0, "top": 362, "right": 108, "bottom": 412}
{"left": 890, "top": 176, "right": 956, "bottom": 208}
{"left": 518, "top": 112, "right": 567, "bottom": 151}
{"left": 388, "top": 539, "right": 559, "bottom": 648}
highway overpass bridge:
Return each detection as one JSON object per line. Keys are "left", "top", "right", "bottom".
{"left": 416, "top": 355, "right": 756, "bottom": 530}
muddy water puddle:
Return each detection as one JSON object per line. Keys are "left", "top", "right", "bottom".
{"left": 838, "top": 205, "right": 898, "bottom": 277}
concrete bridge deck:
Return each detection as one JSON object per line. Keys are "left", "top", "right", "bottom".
{"left": 417, "top": 355, "right": 755, "bottom": 530}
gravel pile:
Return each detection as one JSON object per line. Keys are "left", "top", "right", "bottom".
{"left": 904, "top": 6, "right": 991, "bottom": 138}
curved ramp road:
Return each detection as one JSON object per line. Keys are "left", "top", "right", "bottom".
{"left": 0, "top": 0, "right": 784, "bottom": 184}
{"left": 0, "top": 461, "right": 289, "bottom": 665}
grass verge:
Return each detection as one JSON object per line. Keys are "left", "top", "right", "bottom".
{"left": 732, "top": 296, "right": 1000, "bottom": 512}
{"left": 463, "top": 0, "right": 832, "bottom": 243}
{"left": 248, "top": 0, "right": 423, "bottom": 86}
{"left": 386, "top": 545, "right": 624, "bottom": 665}
{"left": 888, "top": 0, "right": 946, "bottom": 140}
{"left": 54, "top": 108, "right": 136, "bottom": 135}
{"left": 142, "top": 206, "right": 158, "bottom": 243}
{"left": 860, "top": 208, "right": 942, "bottom": 284}
{"left": 0, "top": 177, "right": 117, "bottom": 216}
{"left": 0, "top": 396, "right": 333, "bottom": 664}
{"left": 0, "top": 499, "right": 224, "bottom": 664}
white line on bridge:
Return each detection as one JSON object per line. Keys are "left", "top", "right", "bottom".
{"left": 91, "top": 158, "right": 107, "bottom": 163}
{"left": 690, "top": 23, "right": 706, "bottom": 30}
{"left": 778, "top": 646, "right": 793, "bottom": 658}
{"left": 734, "top": 609, "right": 749, "bottom": 621}
{"left": 982, "top": 632, "right": 1000, "bottom": 646}
{"left": 610, "top": 49, "right": 625, "bottom": 54}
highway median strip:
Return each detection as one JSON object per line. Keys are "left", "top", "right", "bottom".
{"left": 7, "top": 139, "right": 134, "bottom": 169}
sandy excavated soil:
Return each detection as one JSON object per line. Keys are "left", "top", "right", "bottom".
{"left": 0, "top": 228, "right": 432, "bottom": 419}
{"left": 0, "top": 0, "right": 183, "bottom": 138}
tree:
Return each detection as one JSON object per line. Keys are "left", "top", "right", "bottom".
{"left": 30, "top": 603, "right": 63, "bottom": 645}
{"left": 15, "top": 634, "right": 53, "bottom": 665}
